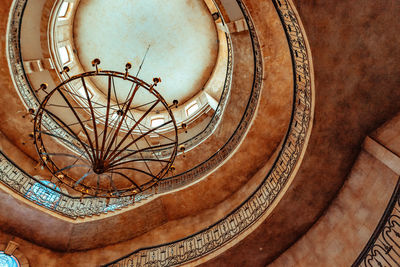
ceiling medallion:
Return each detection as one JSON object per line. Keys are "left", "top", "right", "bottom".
{"left": 33, "top": 59, "right": 178, "bottom": 198}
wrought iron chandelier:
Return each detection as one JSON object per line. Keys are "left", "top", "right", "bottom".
{"left": 34, "top": 59, "right": 178, "bottom": 198}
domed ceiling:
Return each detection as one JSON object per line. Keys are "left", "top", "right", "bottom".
{"left": 74, "top": 0, "right": 218, "bottom": 107}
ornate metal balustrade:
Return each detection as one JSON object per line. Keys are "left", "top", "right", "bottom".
{"left": 104, "top": 0, "right": 314, "bottom": 265}
{"left": 0, "top": 150, "right": 149, "bottom": 218}
{"left": 5, "top": 2, "right": 314, "bottom": 264}
{"left": 353, "top": 178, "right": 400, "bottom": 266}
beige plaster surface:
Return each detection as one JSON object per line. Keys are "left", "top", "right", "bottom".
{"left": 168, "top": 31, "right": 255, "bottom": 175}
{"left": 363, "top": 136, "right": 400, "bottom": 175}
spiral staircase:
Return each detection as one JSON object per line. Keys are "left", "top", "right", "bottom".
{"left": 0, "top": 0, "right": 399, "bottom": 266}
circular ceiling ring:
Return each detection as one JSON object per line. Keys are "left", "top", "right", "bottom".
{"left": 33, "top": 66, "right": 179, "bottom": 198}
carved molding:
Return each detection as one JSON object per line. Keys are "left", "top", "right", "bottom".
{"left": 4, "top": 241, "right": 19, "bottom": 255}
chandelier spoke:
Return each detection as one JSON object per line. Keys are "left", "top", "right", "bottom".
{"left": 102, "top": 83, "right": 141, "bottom": 160}
{"left": 109, "top": 142, "right": 176, "bottom": 167}
{"left": 81, "top": 77, "right": 100, "bottom": 159}
{"left": 108, "top": 119, "right": 173, "bottom": 164}
{"left": 100, "top": 75, "right": 113, "bottom": 160}
{"left": 102, "top": 173, "right": 118, "bottom": 195}
{"left": 59, "top": 86, "right": 118, "bottom": 109}
{"left": 125, "top": 107, "right": 175, "bottom": 145}
{"left": 42, "top": 109, "right": 93, "bottom": 163}
{"left": 56, "top": 88, "right": 97, "bottom": 161}
{"left": 55, "top": 164, "right": 92, "bottom": 174}
{"left": 107, "top": 99, "right": 160, "bottom": 161}
{"left": 128, "top": 99, "right": 158, "bottom": 111}
{"left": 69, "top": 149, "right": 91, "bottom": 168}
{"left": 120, "top": 119, "right": 155, "bottom": 175}
{"left": 95, "top": 174, "right": 100, "bottom": 196}
{"left": 102, "top": 107, "right": 124, "bottom": 158}
{"left": 47, "top": 103, "right": 94, "bottom": 110}
{"left": 125, "top": 111, "right": 173, "bottom": 168}
{"left": 40, "top": 152, "right": 90, "bottom": 163}
{"left": 109, "top": 158, "right": 169, "bottom": 168}
{"left": 110, "top": 171, "right": 142, "bottom": 191}
{"left": 44, "top": 113, "right": 108, "bottom": 132}
{"left": 137, "top": 121, "right": 175, "bottom": 142}
{"left": 73, "top": 170, "right": 93, "bottom": 187}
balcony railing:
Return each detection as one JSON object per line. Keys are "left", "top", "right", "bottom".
{"left": 0, "top": 150, "right": 148, "bottom": 218}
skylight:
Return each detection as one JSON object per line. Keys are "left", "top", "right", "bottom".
{"left": 58, "top": 46, "right": 70, "bottom": 65}
{"left": 186, "top": 102, "right": 199, "bottom": 116}
{"left": 25, "top": 180, "right": 61, "bottom": 209}
{"left": 151, "top": 117, "right": 165, "bottom": 128}
{"left": 58, "top": 2, "right": 70, "bottom": 18}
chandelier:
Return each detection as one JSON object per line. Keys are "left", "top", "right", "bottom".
{"left": 33, "top": 59, "right": 178, "bottom": 198}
